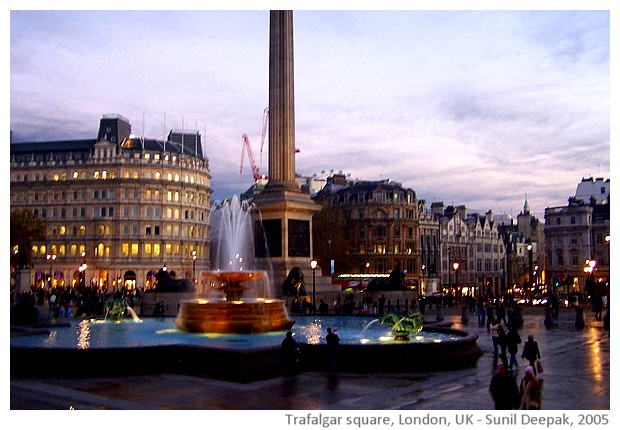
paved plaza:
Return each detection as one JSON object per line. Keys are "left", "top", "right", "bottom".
{"left": 10, "top": 305, "right": 610, "bottom": 411}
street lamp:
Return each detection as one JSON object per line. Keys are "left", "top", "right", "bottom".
{"left": 527, "top": 243, "right": 534, "bottom": 293}
{"left": 46, "top": 253, "right": 57, "bottom": 288}
{"left": 327, "top": 239, "right": 333, "bottom": 275}
{"left": 421, "top": 264, "right": 426, "bottom": 296}
{"left": 78, "top": 252, "right": 87, "bottom": 289}
{"left": 453, "top": 262, "right": 460, "bottom": 297}
{"left": 192, "top": 250, "right": 197, "bottom": 283}
{"left": 310, "top": 260, "right": 318, "bottom": 314}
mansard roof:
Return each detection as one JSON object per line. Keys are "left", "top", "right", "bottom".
{"left": 11, "top": 135, "right": 204, "bottom": 161}
{"left": 11, "top": 113, "right": 206, "bottom": 161}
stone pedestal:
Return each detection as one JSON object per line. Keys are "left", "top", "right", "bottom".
{"left": 575, "top": 306, "right": 585, "bottom": 330}
{"left": 13, "top": 269, "right": 32, "bottom": 293}
{"left": 436, "top": 304, "right": 444, "bottom": 321}
{"left": 544, "top": 307, "right": 555, "bottom": 328}
{"left": 461, "top": 304, "right": 470, "bottom": 323}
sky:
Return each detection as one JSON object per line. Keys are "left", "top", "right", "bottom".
{"left": 7, "top": 2, "right": 614, "bottom": 220}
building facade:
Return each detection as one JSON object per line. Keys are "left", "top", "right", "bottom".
{"left": 498, "top": 198, "right": 545, "bottom": 298}
{"left": 544, "top": 190, "right": 610, "bottom": 296}
{"left": 432, "top": 203, "right": 507, "bottom": 298}
{"left": 313, "top": 175, "right": 425, "bottom": 289}
{"left": 10, "top": 114, "right": 212, "bottom": 292}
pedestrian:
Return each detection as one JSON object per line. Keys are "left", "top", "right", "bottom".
{"left": 325, "top": 327, "right": 340, "bottom": 372}
{"left": 506, "top": 326, "right": 522, "bottom": 370}
{"left": 521, "top": 334, "right": 541, "bottom": 372}
{"left": 519, "top": 366, "right": 542, "bottom": 410}
{"left": 318, "top": 299, "right": 328, "bottom": 315}
{"left": 496, "top": 301, "right": 506, "bottom": 324}
{"left": 489, "top": 318, "right": 501, "bottom": 356}
{"left": 477, "top": 297, "right": 485, "bottom": 327}
{"left": 378, "top": 295, "right": 386, "bottom": 316}
{"left": 281, "top": 331, "right": 300, "bottom": 374}
{"left": 486, "top": 302, "right": 494, "bottom": 332}
{"left": 497, "top": 324, "right": 508, "bottom": 367}
{"left": 489, "top": 363, "right": 519, "bottom": 409}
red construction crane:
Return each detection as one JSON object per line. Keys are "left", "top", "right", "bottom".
{"left": 240, "top": 133, "right": 265, "bottom": 181}
{"left": 260, "top": 107, "right": 269, "bottom": 168}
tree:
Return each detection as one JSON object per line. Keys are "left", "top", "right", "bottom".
{"left": 10, "top": 209, "right": 46, "bottom": 269}
{"left": 312, "top": 205, "right": 356, "bottom": 275}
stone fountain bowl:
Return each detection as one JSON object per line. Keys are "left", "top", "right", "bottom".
{"left": 175, "top": 271, "right": 295, "bottom": 334}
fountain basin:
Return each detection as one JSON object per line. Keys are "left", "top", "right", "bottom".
{"left": 175, "top": 298, "right": 295, "bottom": 334}
{"left": 11, "top": 316, "right": 481, "bottom": 381}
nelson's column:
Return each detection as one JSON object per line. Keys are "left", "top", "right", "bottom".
{"left": 253, "top": 10, "right": 321, "bottom": 288}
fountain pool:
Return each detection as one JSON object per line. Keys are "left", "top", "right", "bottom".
{"left": 11, "top": 315, "right": 481, "bottom": 380}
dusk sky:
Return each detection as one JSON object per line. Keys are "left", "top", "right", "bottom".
{"left": 8, "top": 3, "right": 613, "bottom": 219}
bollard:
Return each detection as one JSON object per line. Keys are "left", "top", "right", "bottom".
{"left": 436, "top": 304, "right": 444, "bottom": 321}
{"left": 544, "top": 306, "right": 554, "bottom": 328}
{"left": 575, "top": 306, "right": 585, "bottom": 329}
{"left": 461, "top": 304, "right": 469, "bottom": 323}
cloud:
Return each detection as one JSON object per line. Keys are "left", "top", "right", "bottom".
{"left": 9, "top": 9, "right": 610, "bottom": 217}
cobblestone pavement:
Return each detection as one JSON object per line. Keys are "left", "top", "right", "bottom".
{"left": 10, "top": 306, "right": 610, "bottom": 411}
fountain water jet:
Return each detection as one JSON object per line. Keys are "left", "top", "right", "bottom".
{"left": 175, "top": 196, "right": 294, "bottom": 334}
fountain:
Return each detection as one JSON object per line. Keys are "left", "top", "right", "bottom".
{"left": 379, "top": 310, "right": 424, "bottom": 341}
{"left": 104, "top": 298, "right": 142, "bottom": 323}
{"left": 175, "top": 196, "right": 295, "bottom": 334}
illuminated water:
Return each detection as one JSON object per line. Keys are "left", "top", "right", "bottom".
{"left": 11, "top": 315, "right": 461, "bottom": 350}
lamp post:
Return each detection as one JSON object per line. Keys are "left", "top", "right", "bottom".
{"left": 526, "top": 243, "right": 534, "bottom": 296}
{"left": 421, "top": 264, "right": 426, "bottom": 296}
{"left": 327, "top": 239, "right": 333, "bottom": 275}
{"left": 604, "top": 235, "right": 610, "bottom": 329}
{"left": 310, "top": 260, "right": 317, "bottom": 314}
{"left": 453, "top": 261, "right": 460, "bottom": 300}
{"left": 584, "top": 259, "right": 597, "bottom": 292}
{"left": 78, "top": 252, "right": 87, "bottom": 289}
{"left": 192, "top": 250, "right": 197, "bottom": 283}
{"left": 46, "top": 253, "right": 57, "bottom": 288}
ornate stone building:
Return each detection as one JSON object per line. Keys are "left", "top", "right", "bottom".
{"left": 10, "top": 114, "right": 212, "bottom": 291}
{"left": 432, "top": 203, "right": 507, "bottom": 298}
{"left": 314, "top": 175, "right": 426, "bottom": 289}
{"left": 498, "top": 198, "right": 545, "bottom": 297}
{"left": 544, "top": 177, "right": 610, "bottom": 296}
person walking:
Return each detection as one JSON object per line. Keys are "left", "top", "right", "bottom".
{"left": 519, "top": 366, "right": 542, "bottom": 409}
{"left": 489, "top": 319, "right": 501, "bottom": 356}
{"left": 506, "top": 326, "right": 522, "bottom": 370}
{"left": 489, "top": 363, "right": 519, "bottom": 409}
{"left": 521, "top": 334, "right": 541, "bottom": 372}
{"left": 325, "top": 327, "right": 340, "bottom": 372}
{"left": 486, "top": 302, "right": 494, "bottom": 332}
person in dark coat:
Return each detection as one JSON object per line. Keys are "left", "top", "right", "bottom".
{"left": 497, "top": 324, "right": 509, "bottom": 367}
{"left": 521, "top": 334, "right": 541, "bottom": 373}
{"left": 325, "top": 327, "right": 340, "bottom": 371}
{"left": 489, "top": 363, "right": 519, "bottom": 409}
{"left": 281, "top": 331, "right": 300, "bottom": 374}
{"left": 506, "top": 327, "right": 522, "bottom": 370}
